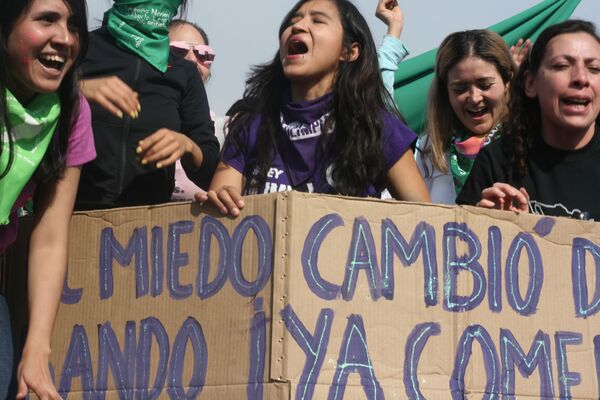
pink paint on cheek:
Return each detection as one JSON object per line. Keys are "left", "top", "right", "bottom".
{"left": 19, "top": 44, "right": 32, "bottom": 65}
{"left": 25, "top": 30, "right": 42, "bottom": 45}
{"left": 19, "top": 31, "right": 42, "bottom": 65}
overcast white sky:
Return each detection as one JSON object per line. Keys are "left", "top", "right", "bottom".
{"left": 87, "top": 0, "right": 600, "bottom": 115}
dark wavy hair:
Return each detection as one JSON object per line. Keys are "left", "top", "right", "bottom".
{"left": 506, "top": 19, "right": 600, "bottom": 177}
{"left": 226, "top": 0, "right": 400, "bottom": 196}
{"left": 0, "top": 0, "right": 89, "bottom": 185}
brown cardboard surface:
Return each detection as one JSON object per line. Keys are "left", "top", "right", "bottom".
{"left": 5, "top": 192, "right": 600, "bottom": 399}
{"left": 271, "top": 192, "right": 600, "bottom": 399}
{"left": 43, "top": 197, "right": 279, "bottom": 398}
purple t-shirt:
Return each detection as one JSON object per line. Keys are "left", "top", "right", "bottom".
{"left": 0, "top": 95, "right": 96, "bottom": 254}
{"left": 222, "top": 93, "right": 416, "bottom": 196}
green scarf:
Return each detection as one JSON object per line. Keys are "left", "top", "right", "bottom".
{"left": 0, "top": 90, "right": 61, "bottom": 225}
{"left": 105, "top": 0, "right": 181, "bottom": 72}
{"left": 449, "top": 124, "right": 502, "bottom": 195}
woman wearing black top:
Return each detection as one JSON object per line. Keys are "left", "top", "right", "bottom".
{"left": 76, "top": 0, "right": 219, "bottom": 209}
{"left": 457, "top": 20, "right": 600, "bottom": 221}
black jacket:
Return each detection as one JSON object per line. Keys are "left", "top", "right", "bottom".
{"left": 75, "top": 27, "right": 219, "bottom": 210}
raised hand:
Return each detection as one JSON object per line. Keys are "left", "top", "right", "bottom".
{"left": 376, "top": 0, "right": 404, "bottom": 39}
{"left": 509, "top": 38, "right": 532, "bottom": 68}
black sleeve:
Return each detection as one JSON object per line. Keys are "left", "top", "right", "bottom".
{"left": 178, "top": 62, "right": 220, "bottom": 190}
{"left": 456, "top": 145, "right": 499, "bottom": 205}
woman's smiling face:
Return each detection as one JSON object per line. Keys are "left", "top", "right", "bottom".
{"left": 6, "top": 0, "right": 80, "bottom": 104}
{"left": 447, "top": 56, "right": 508, "bottom": 136}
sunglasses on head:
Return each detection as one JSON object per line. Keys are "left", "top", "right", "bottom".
{"left": 170, "top": 41, "right": 215, "bottom": 65}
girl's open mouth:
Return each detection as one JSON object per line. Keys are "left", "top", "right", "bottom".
{"left": 288, "top": 39, "right": 308, "bottom": 56}
{"left": 466, "top": 107, "right": 489, "bottom": 118}
{"left": 38, "top": 54, "right": 66, "bottom": 72}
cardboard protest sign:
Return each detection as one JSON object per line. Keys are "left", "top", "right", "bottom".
{"left": 5, "top": 192, "right": 600, "bottom": 399}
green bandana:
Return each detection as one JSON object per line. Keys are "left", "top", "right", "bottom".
{"left": 449, "top": 124, "right": 502, "bottom": 195}
{"left": 105, "top": 0, "right": 181, "bottom": 72}
{"left": 0, "top": 90, "right": 61, "bottom": 225}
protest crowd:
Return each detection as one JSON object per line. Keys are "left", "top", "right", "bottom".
{"left": 0, "top": 0, "right": 599, "bottom": 398}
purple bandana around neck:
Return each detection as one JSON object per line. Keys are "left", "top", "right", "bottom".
{"left": 278, "top": 93, "right": 334, "bottom": 188}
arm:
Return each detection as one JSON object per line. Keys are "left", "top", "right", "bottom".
{"left": 414, "top": 136, "right": 434, "bottom": 193}
{"left": 177, "top": 62, "right": 220, "bottom": 189}
{"left": 195, "top": 161, "right": 245, "bottom": 217}
{"left": 16, "top": 166, "right": 81, "bottom": 400}
{"left": 376, "top": 0, "right": 409, "bottom": 96}
{"left": 137, "top": 64, "right": 219, "bottom": 184}
{"left": 386, "top": 149, "right": 431, "bottom": 202}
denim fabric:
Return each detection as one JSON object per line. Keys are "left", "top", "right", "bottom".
{"left": 0, "top": 294, "right": 14, "bottom": 400}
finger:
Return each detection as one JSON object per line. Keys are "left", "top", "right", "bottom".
{"left": 94, "top": 95, "right": 126, "bottom": 119}
{"left": 138, "top": 130, "right": 169, "bottom": 154}
{"left": 476, "top": 199, "right": 497, "bottom": 208}
{"left": 154, "top": 150, "right": 181, "bottom": 169}
{"left": 482, "top": 186, "right": 505, "bottom": 199}
{"left": 207, "top": 190, "right": 228, "bottom": 215}
{"left": 492, "top": 182, "right": 520, "bottom": 196}
{"left": 227, "top": 189, "right": 245, "bottom": 209}
{"left": 49, "top": 386, "right": 62, "bottom": 400}
{"left": 140, "top": 135, "right": 174, "bottom": 160}
{"left": 511, "top": 189, "right": 529, "bottom": 210}
{"left": 479, "top": 188, "right": 507, "bottom": 209}
{"left": 510, "top": 39, "right": 524, "bottom": 54}
{"left": 217, "top": 189, "right": 241, "bottom": 217}
{"left": 144, "top": 141, "right": 182, "bottom": 166}
{"left": 17, "top": 376, "right": 29, "bottom": 399}
{"left": 103, "top": 89, "right": 139, "bottom": 118}
{"left": 518, "top": 187, "right": 530, "bottom": 212}
{"left": 194, "top": 191, "right": 208, "bottom": 203}
{"left": 501, "top": 184, "right": 527, "bottom": 205}
{"left": 108, "top": 78, "right": 140, "bottom": 112}
{"left": 490, "top": 183, "right": 526, "bottom": 210}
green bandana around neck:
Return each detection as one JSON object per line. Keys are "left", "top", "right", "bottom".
{"left": 449, "top": 123, "right": 502, "bottom": 196}
{"left": 105, "top": 0, "right": 181, "bottom": 72}
{"left": 0, "top": 90, "right": 61, "bottom": 225}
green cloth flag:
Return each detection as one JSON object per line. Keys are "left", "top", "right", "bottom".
{"left": 393, "top": 0, "right": 581, "bottom": 133}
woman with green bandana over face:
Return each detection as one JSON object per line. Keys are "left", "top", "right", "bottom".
{"left": 76, "top": 0, "right": 219, "bottom": 209}
{"left": 0, "top": 0, "right": 95, "bottom": 398}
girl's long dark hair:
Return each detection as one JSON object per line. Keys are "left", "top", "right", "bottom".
{"left": 506, "top": 19, "right": 600, "bottom": 178}
{"left": 0, "top": 0, "right": 89, "bottom": 185}
{"left": 227, "top": 0, "right": 400, "bottom": 196}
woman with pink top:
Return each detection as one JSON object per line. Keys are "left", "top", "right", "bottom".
{"left": 0, "top": 0, "right": 95, "bottom": 398}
